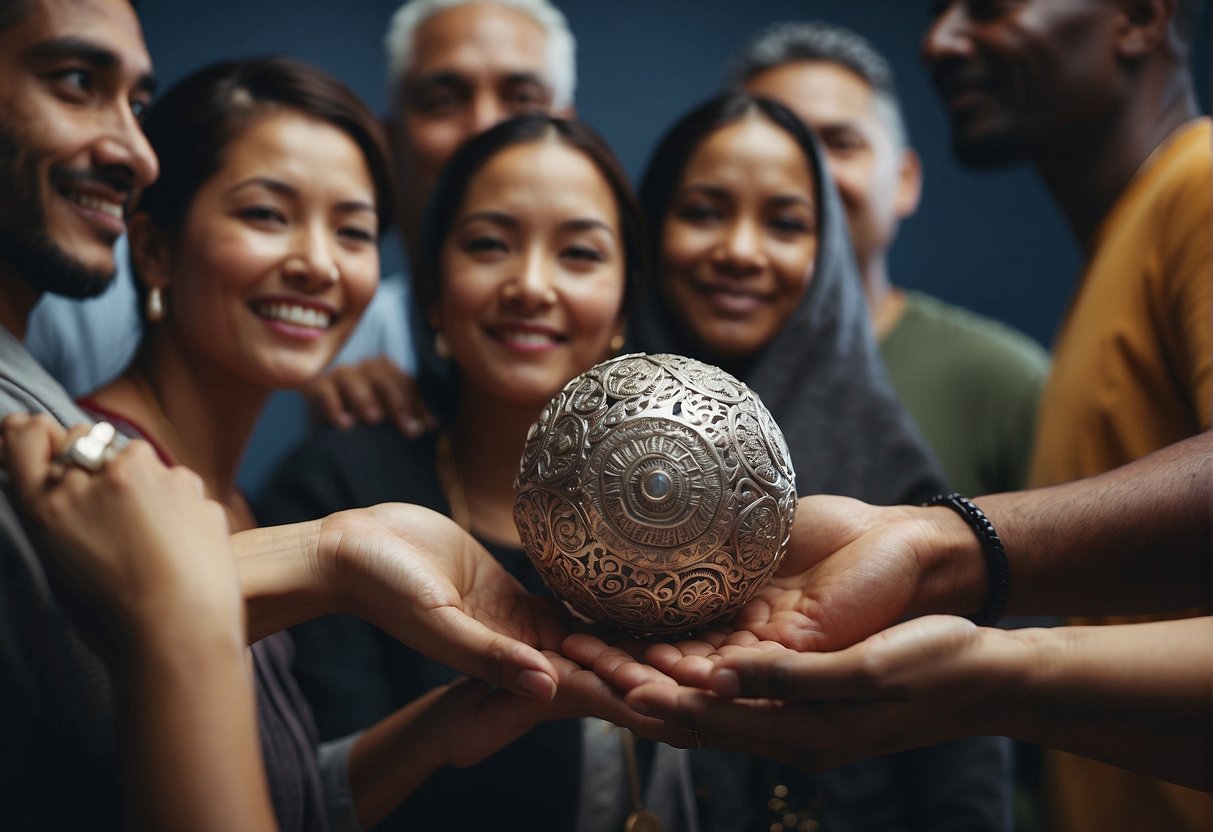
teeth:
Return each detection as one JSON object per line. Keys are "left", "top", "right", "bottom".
{"left": 256, "top": 302, "right": 332, "bottom": 330}
{"left": 67, "top": 193, "right": 124, "bottom": 219}
{"left": 499, "top": 330, "right": 557, "bottom": 345}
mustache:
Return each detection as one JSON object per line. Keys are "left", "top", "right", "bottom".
{"left": 51, "top": 166, "right": 137, "bottom": 199}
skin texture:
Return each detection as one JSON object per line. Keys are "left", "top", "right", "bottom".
{"left": 1, "top": 413, "right": 277, "bottom": 832}
{"left": 133, "top": 111, "right": 380, "bottom": 391}
{"left": 559, "top": 431, "right": 1212, "bottom": 791}
{"left": 394, "top": 3, "right": 565, "bottom": 239}
{"left": 435, "top": 137, "right": 625, "bottom": 413}
{"left": 307, "top": 2, "right": 571, "bottom": 432}
{"left": 0, "top": 0, "right": 157, "bottom": 336}
{"left": 660, "top": 114, "right": 818, "bottom": 363}
{"left": 745, "top": 60, "right": 921, "bottom": 297}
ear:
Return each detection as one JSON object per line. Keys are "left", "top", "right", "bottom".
{"left": 1116, "top": 0, "right": 1174, "bottom": 59}
{"left": 894, "top": 147, "right": 923, "bottom": 220}
{"left": 126, "top": 213, "right": 172, "bottom": 292}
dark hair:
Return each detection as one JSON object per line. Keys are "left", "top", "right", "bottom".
{"left": 136, "top": 56, "right": 393, "bottom": 234}
{"left": 638, "top": 91, "right": 825, "bottom": 289}
{"left": 130, "top": 56, "right": 393, "bottom": 318}
{"left": 411, "top": 113, "right": 643, "bottom": 418}
{"left": 1, "top": 0, "right": 140, "bottom": 34}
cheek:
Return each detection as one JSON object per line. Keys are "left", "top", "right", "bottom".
{"left": 773, "top": 241, "right": 816, "bottom": 303}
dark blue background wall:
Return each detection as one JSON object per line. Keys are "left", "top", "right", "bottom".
{"left": 131, "top": 1, "right": 1208, "bottom": 492}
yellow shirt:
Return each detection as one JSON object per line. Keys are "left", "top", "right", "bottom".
{"left": 1030, "top": 118, "right": 1212, "bottom": 831}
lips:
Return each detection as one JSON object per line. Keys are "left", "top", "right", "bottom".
{"left": 694, "top": 283, "right": 772, "bottom": 316}
{"left": 53, "top": 169, "right": 132, "bottom": 237}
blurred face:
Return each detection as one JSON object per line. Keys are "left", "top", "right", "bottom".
{"left": 436, "top": 138, "right": 625, "bottom": 409}
{"left": 922, "top": 0, "right": 1124, "bottom": 167}
{"left": 746, "top": 61, "right": 920, "bottom": 273}
{"left": 150, "top": 112, "right": 379, "bottom": 390}
{"left": 395, "top": 3, "right": 563, "bottom": 217}
{"left": 660, "top": 116, "right": 818, "bottom": 363}
{"left": 0, "top": 0, "right": 157, "bottom": 298}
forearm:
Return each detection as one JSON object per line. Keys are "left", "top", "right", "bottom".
{"left": 998, "top": 616, "right": 1212, "bottom": 791}
{"left": 117, "top": 620, "right": 276, "bottom": 831}
{"left": 345, "top": 687, "right": 461, "bottom": 830}
{"left": 232, "top": 519, "right": 339, "bottom": 642}
{"left": 912, "top": 432, "right": 1212, "bottom": 619}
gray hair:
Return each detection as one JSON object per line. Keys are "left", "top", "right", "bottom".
{"left": 726, "top": 20, "right": 909, "bottom": 150}
{"left": 384, "top": 0, "right": 576, "bottom": 109}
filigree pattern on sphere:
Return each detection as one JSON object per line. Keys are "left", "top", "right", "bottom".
{"left": 514, "top": 353, "right": 797, "bottom": 635}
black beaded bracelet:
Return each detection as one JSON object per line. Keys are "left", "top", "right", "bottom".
{"left": 924, "top": 492, "right": 1009, "bottom": 627}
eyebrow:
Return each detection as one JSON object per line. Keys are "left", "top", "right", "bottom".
{"left": 231, "top": 177, "right": 377, "bottom": 215}
{"left": 456, "top": 210, "right": 617, "bottom": 237}
{"left": 27, "top": 36, "right": 157, "bottom": 96}
{"left": 680, "top": 183, "right": 814, "bottom": 208}
{"left": 407, "top": 70, "right": 551, "bottom": 94}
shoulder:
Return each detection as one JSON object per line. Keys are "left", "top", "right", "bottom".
{"left": 894, "top": 292, "right": 1050, "bottom": 375}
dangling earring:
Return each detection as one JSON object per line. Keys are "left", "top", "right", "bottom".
{"left": 433, "top": 330, "right": 451, "bottom": 360}
{"left": 609, "top": 333, "right": 626, "bottom": 354}
{"left": 146, "top": 287, "right": 165, "bottom": 322}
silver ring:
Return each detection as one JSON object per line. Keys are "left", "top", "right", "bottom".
{"left": 60, "top": 422, "right": 118, "bottom": 472}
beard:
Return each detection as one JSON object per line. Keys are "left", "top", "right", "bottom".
{"left": 0, "top": 123, "right": 117, "bottom": 300}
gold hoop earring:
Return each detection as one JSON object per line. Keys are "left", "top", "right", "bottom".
{"left": 609, "top": 333, "right": 625, "bottom": 353}
{"left": 146, "top": 286, "right": 165, "bottom": 322}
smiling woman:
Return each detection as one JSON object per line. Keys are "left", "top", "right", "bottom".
{"left": 65, "top": 56, "right": 393, "bottom": 829}
{"left": 630, "top": 92, "right": 1013, "bottom": 829}
{"left": 258, "top": 115, "right": 699, "bottom": 831}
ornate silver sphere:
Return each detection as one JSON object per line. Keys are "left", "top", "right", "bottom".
{"left": 513, "top": 353, "right": 797, "bottom": 635}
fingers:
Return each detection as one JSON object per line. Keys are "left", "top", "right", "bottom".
{"left": 303, "top": 371, "right": 361, "bottom": 429}
{"left": 419, "top": 607, "right": 560, "bottom": 702}
{"left": 562, "top": 633, "right": 674, "bottom": 693}
{"left": 360, "top": 358, "right": 435, "bottom": 438}
{"left": 3, "top": 416, "right": 83, "bottom": 505}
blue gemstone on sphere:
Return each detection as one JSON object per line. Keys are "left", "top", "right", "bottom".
{"left": 644, "top": 469, "right": 671, "bottom": 500}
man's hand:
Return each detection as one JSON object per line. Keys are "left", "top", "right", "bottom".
{"left": 611, "top": 616, "right": 1008, "bottom": 771}
{"left": 302, "top": 356, "right": 436, "bottom": 436}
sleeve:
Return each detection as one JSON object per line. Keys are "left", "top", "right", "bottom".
{"left": 1160, "top": 158, "right": 1212, "bottom": 429}
{"left": 316, "top": 732, "right": 365, "bottom": 832}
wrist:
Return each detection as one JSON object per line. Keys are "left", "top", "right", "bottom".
{"left": 905, "top": 504, "right": 989, "bottom": 619}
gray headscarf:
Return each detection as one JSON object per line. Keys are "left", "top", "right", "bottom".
{"left": 631, "top": 93, "right": 945, "bottom": 505}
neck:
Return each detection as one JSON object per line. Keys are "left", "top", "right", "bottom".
{"left": 0, "top": 266, "right": 39, "bottom": 341}
{"left": 449, "top": 385, "right": 544, "bottom": 546}
{"left": 1036, "top": 73, "right": 1199, "bottom": 250}
{"left": 95, "top": 329, "right": 268, "bottom": 510}
{"left": 859, "top": 254, "right": 904, "bottom": 340}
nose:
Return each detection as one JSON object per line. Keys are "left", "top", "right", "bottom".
{"left": 469, "top": 91, "right": 507, "bottom": 137}
{"left": 503, "top": 248, "right": 557, "bottom": 309}
{"left": 922, "top": 2, "right": 973, "bottom": 65}
{"left": 94, "top": 103, "right": 159, "bottom": 192}
{"left": 283, "top": 224, "right": 341, "bottom": 289}
{"left": 713, "top": 217, "right": 766, "bottom": 278}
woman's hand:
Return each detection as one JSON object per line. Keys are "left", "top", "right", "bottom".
{"left": 302, "top": 356, "right": 436, "bottom": 436}
{"left": 1, "top": 413, "right": 241, "bottom": 653}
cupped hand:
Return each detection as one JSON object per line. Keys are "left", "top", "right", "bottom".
{"left": 621, "top": 615, "right": 1009, "bottom": 770}
{"left": 302, "top": 356, "right": 436, "bottom": 436}
{"left": 319, "top": 502, "right": 570, "bottom": 702}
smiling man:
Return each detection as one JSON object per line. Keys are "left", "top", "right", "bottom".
{"left": 922, "top": 0, "right": 1211, "bottom": 829}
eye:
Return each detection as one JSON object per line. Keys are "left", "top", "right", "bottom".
{"left": 675, "top": 201, "right": 723, "bottom": 224}
{"left": 562, "top": 244, "right": 605, "bottom": 264}
{"left": 130, "top": 96, "right": 151, "bottom": 120}
{"left": 339, "top": 225, "right": 377, "bottom": 244}
{"left": 410, "top": 83, "right": 465, "bottom": 116}
{"left": 462, "top": 234, "right": 508, "bottom": 256}
{"left": 239, "top": 206, "right": 287, "bottom": 225}
{"left": 47, "top": 67, "right": 92, "bottom": 101}
{"left": 503, "top": 83, "right": 549, "bottom": 113}
{"left": 769, "top": 215, "right": 811, "bottom": 235}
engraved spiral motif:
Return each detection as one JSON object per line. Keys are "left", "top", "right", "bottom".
{"left": 514, "top": 353, "right": 797, "bottom": 635}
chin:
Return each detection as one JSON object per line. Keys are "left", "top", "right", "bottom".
{"left": 952, "top": 130, "right": 1029, "bottom": 169}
